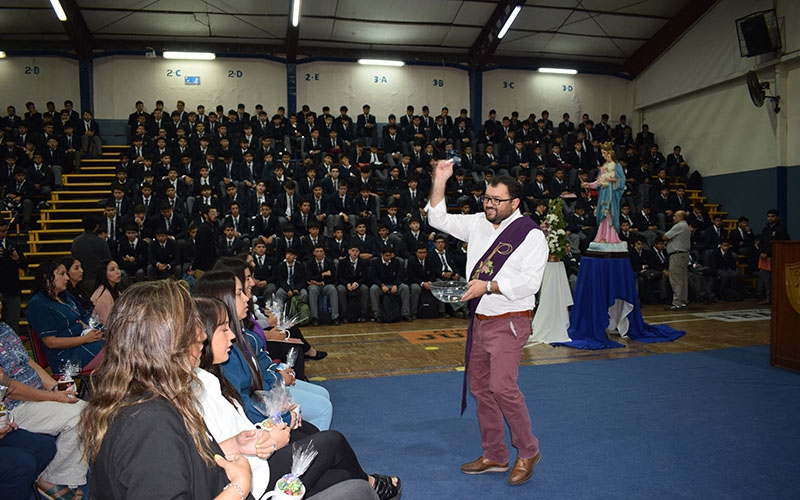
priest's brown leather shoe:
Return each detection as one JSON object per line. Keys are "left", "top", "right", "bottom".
{"left": 460, "top": 456, "right": 509, "bottom": 474}
{"left": 508, "top": 452, "right": 541, "bottom": 485}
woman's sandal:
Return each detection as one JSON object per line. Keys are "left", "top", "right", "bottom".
{"left": 36, "top": 482, "right": 83, "bottom": 500}
{"left": 372, "top": 473, "right": 402, "bottom": 500}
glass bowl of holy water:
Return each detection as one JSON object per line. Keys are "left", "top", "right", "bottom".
{"left": 430, "top": 281, "right": 468, "bottom": 303}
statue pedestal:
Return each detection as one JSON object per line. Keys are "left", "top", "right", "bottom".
{"left": 555, "top": 256, "right": 685, "bottom": 350}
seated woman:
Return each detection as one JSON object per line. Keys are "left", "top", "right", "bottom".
{"left": 26, "top": 261, "right": 104, "bottom": 371}
{"left": 221, "top": 256, "right": 327, "bottom": 374}
{"left": 194, "top": 296, "right": 399, "bottom": 500}
{"left": 0, "top": 299, "right": 88, "bottom": 500}
{"left": 0, "top": 423, "right": 57, "bottom": 500}
{"left": 89, "top": 259, "right": 127, "bottom": 325}
{"left": 80, "top": 280, "right": 253, "bottom": 500}
{"left": 59, "top": 256, "right": 92, "bottom": 313}
{"left": 196, "top": 270, "right": 333, "bottom": 431}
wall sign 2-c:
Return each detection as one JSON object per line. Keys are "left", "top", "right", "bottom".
{"left": 166, "top": 69, "right": 182, "bottom": 77}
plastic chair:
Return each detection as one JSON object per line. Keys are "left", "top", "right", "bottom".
{"left": 28, "top": 327, "right": 94, "bottom": 398}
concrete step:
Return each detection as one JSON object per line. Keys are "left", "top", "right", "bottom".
{"left": 40, "top": 207, "right": 103, "bottom": 221}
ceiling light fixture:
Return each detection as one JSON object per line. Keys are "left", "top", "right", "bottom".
{"left": 163, "top": 51, "right": 216, "bottom": 60}
{"left": 357, "top": 59, "right": 405, "bottom": 67}
{"left": 0, "top": 51, "right": 7, "bottom": 59}
{"left": 498, "top": 5, "right": 522, "bottom": 39}
{"left": 291, "top": 0, "right": 302, "bottom": 27}
{"left": 49, "top": 0, "right": 68, "bottom": 21}
{"left": 539, "top": 67, "right": 578, "bottom": 75}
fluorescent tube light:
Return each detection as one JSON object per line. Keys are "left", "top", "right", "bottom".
{"left": 163, "top": 51, "right": 216, "bottom": 60}
{"left": 498, "top": 5, "right": 522, "bottom": 39}
{"left": 291, "top": 0, "right": 302, "bottom": 27}
{"left": 539, "top": 67, "right": 578, "bottom": 75}
{"left": 0, "top": 51, "right": 7, "bottom": 59}
{"left": 50, "top": 0, "right": 68, "bottom": 21}
{"left": 357, "top": 59, "right": 405, "bottom": 67}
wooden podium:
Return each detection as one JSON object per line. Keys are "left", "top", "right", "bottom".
{"left": 770, "top": 241, "right": 800, "bottom": 371}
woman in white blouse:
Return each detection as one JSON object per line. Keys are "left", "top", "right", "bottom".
{"left": 192, "top": 297, "right": 399, "bottom": 500}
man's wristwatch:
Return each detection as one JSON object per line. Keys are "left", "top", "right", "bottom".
{"left": 485, "top": 280, "right": 493, "bottom": 295}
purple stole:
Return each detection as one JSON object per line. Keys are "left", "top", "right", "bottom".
{"left": 462, "top": 215, "right": 540, "bottom": 413}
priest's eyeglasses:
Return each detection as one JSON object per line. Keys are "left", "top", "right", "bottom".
{"left": 480, "top": 195, "right": 513, "bottom": 206}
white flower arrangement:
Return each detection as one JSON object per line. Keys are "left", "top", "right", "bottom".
{"left": 540, "top": 198, "right": 569, "bottom": 259}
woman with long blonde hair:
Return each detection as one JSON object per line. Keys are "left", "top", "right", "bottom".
{"left": 79, "top": 280, "right": 251, "bottom": 500}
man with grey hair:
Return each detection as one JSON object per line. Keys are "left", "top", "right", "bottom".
{"left": 663, "top": 210, "right": 691, "bottom": 311}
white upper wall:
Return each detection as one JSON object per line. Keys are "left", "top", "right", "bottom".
{"left": 295, "top": 61, "right": 470, "bottom": 121}
{"left": 634, "top": 0, "right": 800, "bottom": 175}
{"left": 0, "top": 57, "right": 81, "bottom": 113}
{"left": 482, "top": 69, "right": 633, "bottom": 129}
{"left": 635, "top": 0, "right": 774, "bottom": 109}
{"left": 92, "top": 56, "right": 287, "bottom": 119}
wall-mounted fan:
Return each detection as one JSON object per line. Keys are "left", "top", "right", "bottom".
{"left": 746, "top": 70, "right": 780, "bottom": 113}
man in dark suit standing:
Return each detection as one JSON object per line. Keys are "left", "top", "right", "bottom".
{"left": 634, "top": 124, "right": 655, "bottom": 158}
{"left": 0, "top": 217, "right": 28, "bottom": 334}
{"left": 729, "top": 216, "right": 757, "bottom": 273}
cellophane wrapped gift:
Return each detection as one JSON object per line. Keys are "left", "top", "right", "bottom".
{"left": 252, "top": 386, "right": 292, "bottom": 429}
{"left": 274, "top": 440, "right": 318, "bottom": 496}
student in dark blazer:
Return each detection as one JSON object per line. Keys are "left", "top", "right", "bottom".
{"left": 250, "top": 240, "right": 277, "bottom": 297}
{"left": 217, "top": 223, "right": 247, "bottom": 257}
{"left": 336, "top": 244, "right": 370, "bottom": 322}
{"left": 117, "top": 223, "right": 148, "bottom": 282}
{"left": 405, "top": 243, "right": 437, "bottom": 317}
{"left": 252, "top": 202, "right": 280, "bottom": 247}
{"left": 304, "top": 244, "right": 339, "bottom": 325}
{"left": 368, "top": 245, "right": 411, "bottom": 322}
{"left": 275, "top": 247, "right": 308, "bottom": 303}
{"left": 275, "top": 226, "right": 304, "bottom": 262}
{"left": 147, "top": 227, "right": 180, "bottom": 279}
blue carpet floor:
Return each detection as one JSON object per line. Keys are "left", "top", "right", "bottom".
{"left": 323, "top": 346, "right": 800, "bottom": 500}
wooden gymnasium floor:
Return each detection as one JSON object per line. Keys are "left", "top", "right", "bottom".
{"left": 299, "top": 298, "right": 771, "bottom": 382}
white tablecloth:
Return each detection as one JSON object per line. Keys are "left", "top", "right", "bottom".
{"left": 529, "top": 261, "right": 573, "bottom": 345}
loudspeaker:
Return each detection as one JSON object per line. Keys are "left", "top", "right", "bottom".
{"left": 741, "top": 16, "right": 771, "bottom": 54}
{"left": 736, "top": 10, "right": 782, "bottom": 58}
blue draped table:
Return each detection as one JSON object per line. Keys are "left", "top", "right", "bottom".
{"left": 556, "top": 255, "right": 685, "bottom": 350}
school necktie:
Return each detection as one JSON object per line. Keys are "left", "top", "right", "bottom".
{"left": 439, "top": 253, "right": 450, "bottom": 272}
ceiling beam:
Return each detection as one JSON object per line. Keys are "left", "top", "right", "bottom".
{"left": 58, "top": 0, "right": 94, "bottom": 59}
{"left": 624, "top": 0, "right": 717, "bottom": 78}
{"left": 469, "top": 0, "right": 526, "bottom": 70}
{"left": 285, "top": 1, "right": 299, "bottom": 63}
